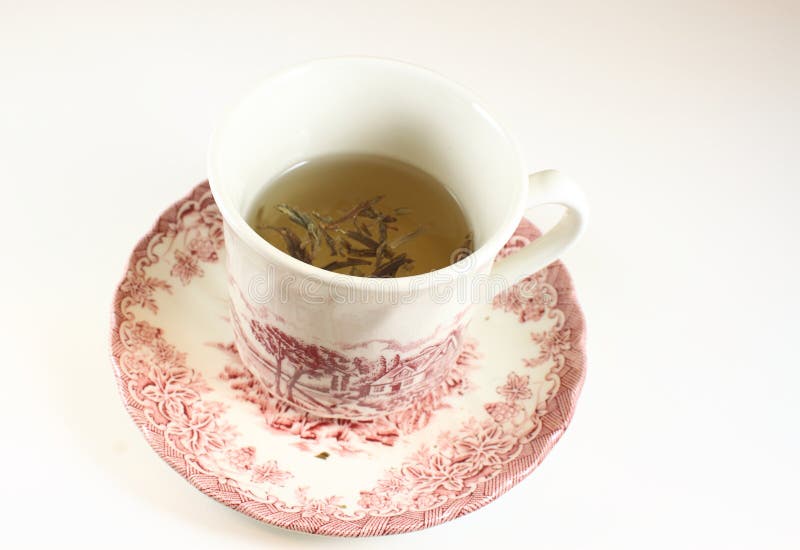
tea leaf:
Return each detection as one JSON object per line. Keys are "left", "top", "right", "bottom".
{"left": 277, "top": 204, "right": 321, "bottom": 253}
{"left": 360, "top": 206, "right": 379, "bottom": 219}
{"left": 320, "top": 228, "right": 338, "bottom": 255}
{"left": 451, "top": 231, "right": 474, "bottom": 263}
{"left": 378, "top": 219, "right": 387, "bottom": 244}
{"left": 374, "top": 239, "right": 396, "bottom": 266}
{"left": 372, "top": 253, "right": 412, "bottom": 277}
{"left": 307, "top": 223, "right": 322, "bottom": 254}
{"left": 389, "top": 226, "right": 423, "bottom": 250}
{"left": 356, "top": 219, "right": 373, "bottom": 237}
{"left": 330, "top": 196, "right": 384, "bottom": 224}
{"left": 276, "top": 203, "right": 310, "bottom": 227}
{"left": 344, "top": 230, "right": 380, "bottom": 250}
{"left": 312, "top": 210, "right": 333, "bottom": 224}
{"left": 336, "top": 236, "right": 350, "bottom": 257}
{"left": 375, "top": 241, "right": 386, "bottom": 265}
{"left": 322, "top": 258, "right": 371, "bottom": 272}
{"left": 347, "top": 247, "right": 377, "bottom": 258}
{"left": 262, "top": 225, "right": 311, "bottom": 264}
{"left": 315, "top": 451, "right": 330, "bottom": 460}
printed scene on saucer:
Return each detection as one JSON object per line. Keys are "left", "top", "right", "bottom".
{"left": 112, "top": 183, "right": 585, "bottom": 535}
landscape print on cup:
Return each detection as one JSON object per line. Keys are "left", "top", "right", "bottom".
{"left": 230, "top": 304, "right": 466, "bottom": 418}
{"left": 214, "top": 337, "right": 480, "bottom": 454}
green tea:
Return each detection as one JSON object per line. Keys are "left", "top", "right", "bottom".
{"left": 248, "top": 154, "right": 473, "bottom": 277}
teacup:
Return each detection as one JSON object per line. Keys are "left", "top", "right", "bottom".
{"left": 208, "top": 57, "right": 587, "bottom": 419}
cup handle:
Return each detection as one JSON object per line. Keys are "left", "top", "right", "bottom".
{"left": 490, "top": 169, "right": 589, "bottom": 290}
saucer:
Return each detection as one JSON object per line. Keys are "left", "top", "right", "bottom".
{"left": 110, "top": 182, "right": 586, "bottom": 536}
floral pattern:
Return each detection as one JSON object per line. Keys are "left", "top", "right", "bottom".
{"left": 492, "top": 271, "right": 554, "bottom": 323}
{"left": 497, "top": 372, "right": 533, "bottom": 402}
{"left": 527, "top": 326, "right": 572, "bottom": 368}
{"left": 111, "top": 182, "right": 586, "bottom": 536}
{"left": 119, "top": 272, "right": 171, "bottom": 313}
{"left": 296, "top": 487, "right": 345, "bottom": 522}
{"left": 483, "top": 371, "right": 537, "bottom": 428}
{"left": 251, "top": 460, "right": 292, "bottom": 486}
{"left": 115, "top": 189, "right": 290, "bottom": 488}
{"left": 226, "top": 446, "right": 255, "bottom": 471}
{"left": 171, "top": 250, "right": 203, "bottom": 285}
{"left": 358, "top": 418, "right": 520, "bottom": 513}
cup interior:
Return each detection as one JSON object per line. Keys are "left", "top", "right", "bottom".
{"left": 209, "top": 57, "right": 526, "bottom": 269}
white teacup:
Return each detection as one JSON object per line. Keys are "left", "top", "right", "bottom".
{"left": 208, "top": 57, "right": 587, "bottom": 419}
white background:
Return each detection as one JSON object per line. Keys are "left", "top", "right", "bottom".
{"left": 1, "top": 1, "right": 798, "bottom": 548}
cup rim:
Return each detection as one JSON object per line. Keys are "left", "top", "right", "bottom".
{"left": 207, "top": 56, "right": 528, "bottom": 292}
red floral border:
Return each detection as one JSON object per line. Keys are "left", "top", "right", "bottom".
{"left": 110, "top": 182, "right": 587, "bottom": 536}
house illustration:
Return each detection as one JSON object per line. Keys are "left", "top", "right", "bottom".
{"left": 368, "top": 361, "right": 423, "bottom": 395}
{"left": 367, "top": 332, "right": 461, "bottom": 396}
{"left": 330, "top": 372, "right": 352, "bottom": 392}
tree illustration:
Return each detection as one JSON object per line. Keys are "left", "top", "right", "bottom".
{"left": 250, "top": 319, "right": 300, "bottom": 396}
{"left": 284, "top": 341, "right": 351, "bottom": 400}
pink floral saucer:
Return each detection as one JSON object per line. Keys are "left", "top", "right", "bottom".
{"left": 110, "top": 182, "right": 586, "bottom": 536}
